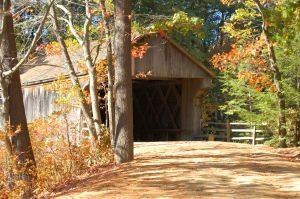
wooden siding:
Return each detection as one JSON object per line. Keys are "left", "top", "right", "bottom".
{"left": 23, "top": 86, "right": 56, "bottom": 122}
{"left": 22, "top": 86, "right": 80, "bottom": 123}
{"left": 133, "top": 36, "right": 210, "bottom": 79}
{"left": 1, "top": 78, "right": 207, "bottom": 141}
{"left": 0, "top": 34, "right": 214, "bottom": 136}
{"left": 19, "top": 33, "right": 213, "bottom": 86}
{"left": 181, "top": 78, "right": 207, "bottom": 140}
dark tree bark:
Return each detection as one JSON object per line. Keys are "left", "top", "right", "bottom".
{"left": 0, "top": 0, "right": 36, "bottom": 196}
{"left": 114, "top": 0, "right": 134, "bottom": 163}
{"left": 0, "top": 0, "right": 12, "bottom": 160}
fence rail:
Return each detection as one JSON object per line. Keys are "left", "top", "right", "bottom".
{"left": 193, "top": 120, "right": 266, "bottom": 145}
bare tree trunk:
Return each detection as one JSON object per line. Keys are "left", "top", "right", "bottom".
{"left": 56, "top": 0, "right": 103, "bottom": 136}
{"left": 86, "top": 57, "right": 102, "bottom": 137}
{"left": 83, "top": 0, "right": 102, "bottom": 137}
{"left": 49, "top": 4, "right": 99, "bottom": 144}
{"left": 114, "top": 0, "right": 133, "bottom": 164}
{"left": 100, "top": 0, "right": 115, "bottom": 147}
{"left": 254, "top": 0, "right": 287, "bottom": 139}
{"left": 0, "top": 0, "right": 36, "bottom": 196}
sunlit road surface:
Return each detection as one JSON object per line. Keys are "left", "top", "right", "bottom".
{"left": 53, "top": 141, "right": 300, "bottom": 199}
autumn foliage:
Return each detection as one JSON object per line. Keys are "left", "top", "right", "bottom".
{"left": 211, "top": 37, "right": 275, "bottom": 92}
{"left": 0, "top": 71, "right": 113, "bottom": 197}
{"left": 0, "top": 105, "right": 113, "bottom": 198}
{"left": 132, "top": 42, "right": 149, "bottom": 59}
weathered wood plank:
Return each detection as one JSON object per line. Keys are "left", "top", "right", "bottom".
{"left": 231, "top": 129, "right": 263, "bottom": 133}
{"left": 232, "top": 137, "right": 265, "bottom": 141}
{"left": 133, "top": 36, "right": 211, "bottom": 79}
{"left": 193, "top": 134, "right": 227, "bottom": 139}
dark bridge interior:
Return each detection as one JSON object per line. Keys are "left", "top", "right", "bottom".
{"left": 133, "top": 80, "right": 182, "bottom": 141}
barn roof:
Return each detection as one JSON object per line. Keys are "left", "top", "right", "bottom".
{"left": 133, "top": 33, "right": 215, "bottom": 78}
{"left": 20, "top": 32, "right": 214, "bottom": 86}
{"left": 20, "top": 42, "right": 106, "bottom": 86}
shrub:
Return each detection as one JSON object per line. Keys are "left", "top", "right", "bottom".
{"left": 0, "top": 115, "right": 113, "bottom": 197}
{"left": 265, "top": 135, "right": 287, "bottom": 148}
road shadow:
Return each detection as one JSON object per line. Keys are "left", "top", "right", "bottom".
{"left": 53, "top": 142, "right": 300, "bottom": 199}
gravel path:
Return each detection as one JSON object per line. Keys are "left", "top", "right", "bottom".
{"left": 53, "top": 141, "right": 300, "bottom": 199}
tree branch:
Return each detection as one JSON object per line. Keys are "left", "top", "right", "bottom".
{"left": 2, "top": 0, "right": 55, "bottom": 77}
{"left": 92, "top": 43, "right": 101, "bottom": 66}
{"left": 56, "top": 4, "right": 83, "bottom": 45}
{"left": 57, "top": 16, "right": 68, "bottom": 24}
{"left": 83, "top": 0, "right": 92, "bottom": 44}
{"left": 49, "top": 2, "right": 100, "bottom": 143}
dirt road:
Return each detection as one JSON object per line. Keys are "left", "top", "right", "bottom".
{"left": 53, "top": 142, "right": 300, "bottom": 199}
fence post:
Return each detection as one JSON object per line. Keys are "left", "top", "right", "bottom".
{"left": 226, "top": 119, "right": 231, "bottom": 142}
{"left": 252, "top": 125, "right": 256, "bottom": 146}
{"left": 294, "top": 121, "right": 299, "bottom": 147}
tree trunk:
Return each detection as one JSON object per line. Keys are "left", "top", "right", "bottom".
{"left": 56, "top": 0, "right": 103, "bottom": 137}
{"left": 0, "top": 0, "right": 12, "bottom": 159}
{"left": 254, "top": 0, "right": 287, "bottom": 139}
{"left": 264, "top": 40, "right": 287, "bottom": 138}
{"left": 0, "top": 65, "right": 14, "bottom": 189}
{"left": 114, "top": 0, "right": 133, "bottom": 164}
{"left": 100, "top": 0, "right": 115, "bottom": 147}
{"left": 82, "top": 0, "right": 102, "bottom": 137}
{"left": 49, "top": 4, "right": 99, "bottom": 144}
{"left": 85, "top": 55, "right": 102, "bottom": 137}
{"left": 0, "top": 0, "right": 36, "bottom": 196}
{"left": 296, "top": 68, "right": 300, "bottom": 146}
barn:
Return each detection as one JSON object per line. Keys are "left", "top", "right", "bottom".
{"left": 19, "top": 32, "right": 215, "bottom": 141}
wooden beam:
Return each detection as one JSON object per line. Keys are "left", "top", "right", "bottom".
{"left": 157, "top": 85, "right": 178, "bottom": 129}
{"left": 252, "top": 126, "right": 257, "bottom": 146}
{"left": 226, "top": 119, "right": 231, "bottom": 142}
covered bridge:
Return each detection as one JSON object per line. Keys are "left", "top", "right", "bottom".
{"left": 19, "top": 33, "right": 214, "bottom": 141}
